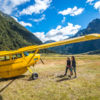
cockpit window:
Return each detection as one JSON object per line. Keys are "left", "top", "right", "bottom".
{"left": 12, "top": 53, "right": 22, "bottom": 59}
{"left": 0, "top": 56, "right": 10, "bottom": 61}
{"left": 16, "top": 54, "right": 22, "bottom": 58}
{"left": 24, "top": 52, "right": 29, "bottom": 56}
{"left": 12, "top": 55, "right": 17, "bottom": 59}
{"left": 30, "top": 51, "right": 35, "bottom": 53}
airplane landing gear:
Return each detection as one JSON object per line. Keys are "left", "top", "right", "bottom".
{"left": 31, "top": 73, "right": 38, "bottom": 80}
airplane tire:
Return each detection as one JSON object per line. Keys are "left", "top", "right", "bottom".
{"left": 32, "top": 73, "right": 38, "bottom": 80}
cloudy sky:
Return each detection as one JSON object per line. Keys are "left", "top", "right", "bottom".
{"left": 0, "top": 0, "right": 100, "bottom": 42}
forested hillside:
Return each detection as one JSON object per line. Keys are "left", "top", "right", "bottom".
{"left": 0, "top": 11, "right": 42, "bottom": 50}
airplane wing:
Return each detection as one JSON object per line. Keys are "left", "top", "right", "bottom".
{"left": 0, "top": 33, "right": 100, "bottom": 56}
{"left": 18, "top": 33, "right": 100, "bottom": 51}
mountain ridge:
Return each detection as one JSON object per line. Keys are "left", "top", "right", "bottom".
{"left": 0, "top": 11, "right": 42, "bottom": 51}
{"left": 46, "top": 18, "right": 100, "bottom": 54}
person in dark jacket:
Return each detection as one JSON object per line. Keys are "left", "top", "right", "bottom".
{"left": 71, "top": 56, "right": 77, "bottom": 78}
{"left": 64, "top": 57, "right": 73, "bottom": 77}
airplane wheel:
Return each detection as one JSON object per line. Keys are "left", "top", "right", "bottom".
{"left": 32, "top": 73, "right": 38, "bottom": 80}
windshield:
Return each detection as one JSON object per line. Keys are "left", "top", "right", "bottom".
{"left": 24, "top": 52, "right": 29, "bottom": 56}
{"left": 12, "top": 53, "right": 22, "bottom": 59}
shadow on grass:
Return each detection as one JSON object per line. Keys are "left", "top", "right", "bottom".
{"left": 0, "top": 75, "right": 25, "bottom": 82}
{"left": 0, "top": 75, "right": 26, "bottom": 93}
{"left": 56, "top": 77, "right": 70, "bottom": 82}
{"left": 56, "top": 74, "right": 76, "bottom": 82}
{"left": 27, "top": 78, "right": 36, "bottom": 81}
{"left": 27, "top": 76, "right": 38, "bottom": 81}
{"left": 0, "top": 79, "right": 15, "bottom": 93}
{"left": 56, "top": 74, "right": 65, "bottom": 78}
{"left": 0, "top": 95, "right": 3, "bottom": 100}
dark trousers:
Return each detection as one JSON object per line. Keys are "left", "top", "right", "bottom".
{"left": 65, "top": 66, "right": 73, "bottom": 75}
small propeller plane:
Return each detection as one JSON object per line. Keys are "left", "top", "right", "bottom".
{"left": 0, "top": 33, "right": 100, "bottom": 80}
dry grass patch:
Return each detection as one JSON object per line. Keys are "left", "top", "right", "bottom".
{"left": 0, "top": 54, "right": 100, "bottom": 100}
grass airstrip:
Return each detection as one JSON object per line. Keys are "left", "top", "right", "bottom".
{"left": 0, "top": 54, "right": 100, "bottom": 100}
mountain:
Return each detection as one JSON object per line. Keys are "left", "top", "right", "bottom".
{"left": 49, "top": 18, "right": 100, "bottom": 54}
{"left": 0, "top": 11, "right": 42, "bottom": 50}
{"left": 85, "top": 50, "right": 100, "bottom": 55}
{"left": 69, "top": 18, "right": 100, "bottom": 54}
{"left": 44, "top": 40, "right": 56, "bottom": 44}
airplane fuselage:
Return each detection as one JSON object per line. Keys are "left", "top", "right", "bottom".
{"left": 0, "top": 52, "right": 40, "bottom": 78}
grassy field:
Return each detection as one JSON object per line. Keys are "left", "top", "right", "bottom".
{"left": 0, "top": 54, "right": 100, "bottom": 100}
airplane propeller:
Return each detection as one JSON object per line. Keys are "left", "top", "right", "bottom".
{"left": 40, "top": 58, "right": 45, "bottom": 64}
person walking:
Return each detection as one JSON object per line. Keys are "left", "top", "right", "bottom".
{"left": 71, "top": 56, "right": 77, "bottom": 78}
{"left": 64, "top": 57, "right": 73, "bottom": 78}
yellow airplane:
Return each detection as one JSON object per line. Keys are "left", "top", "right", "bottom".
{"left": 0, "top": 33, "right": 100, "bottom": 80}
